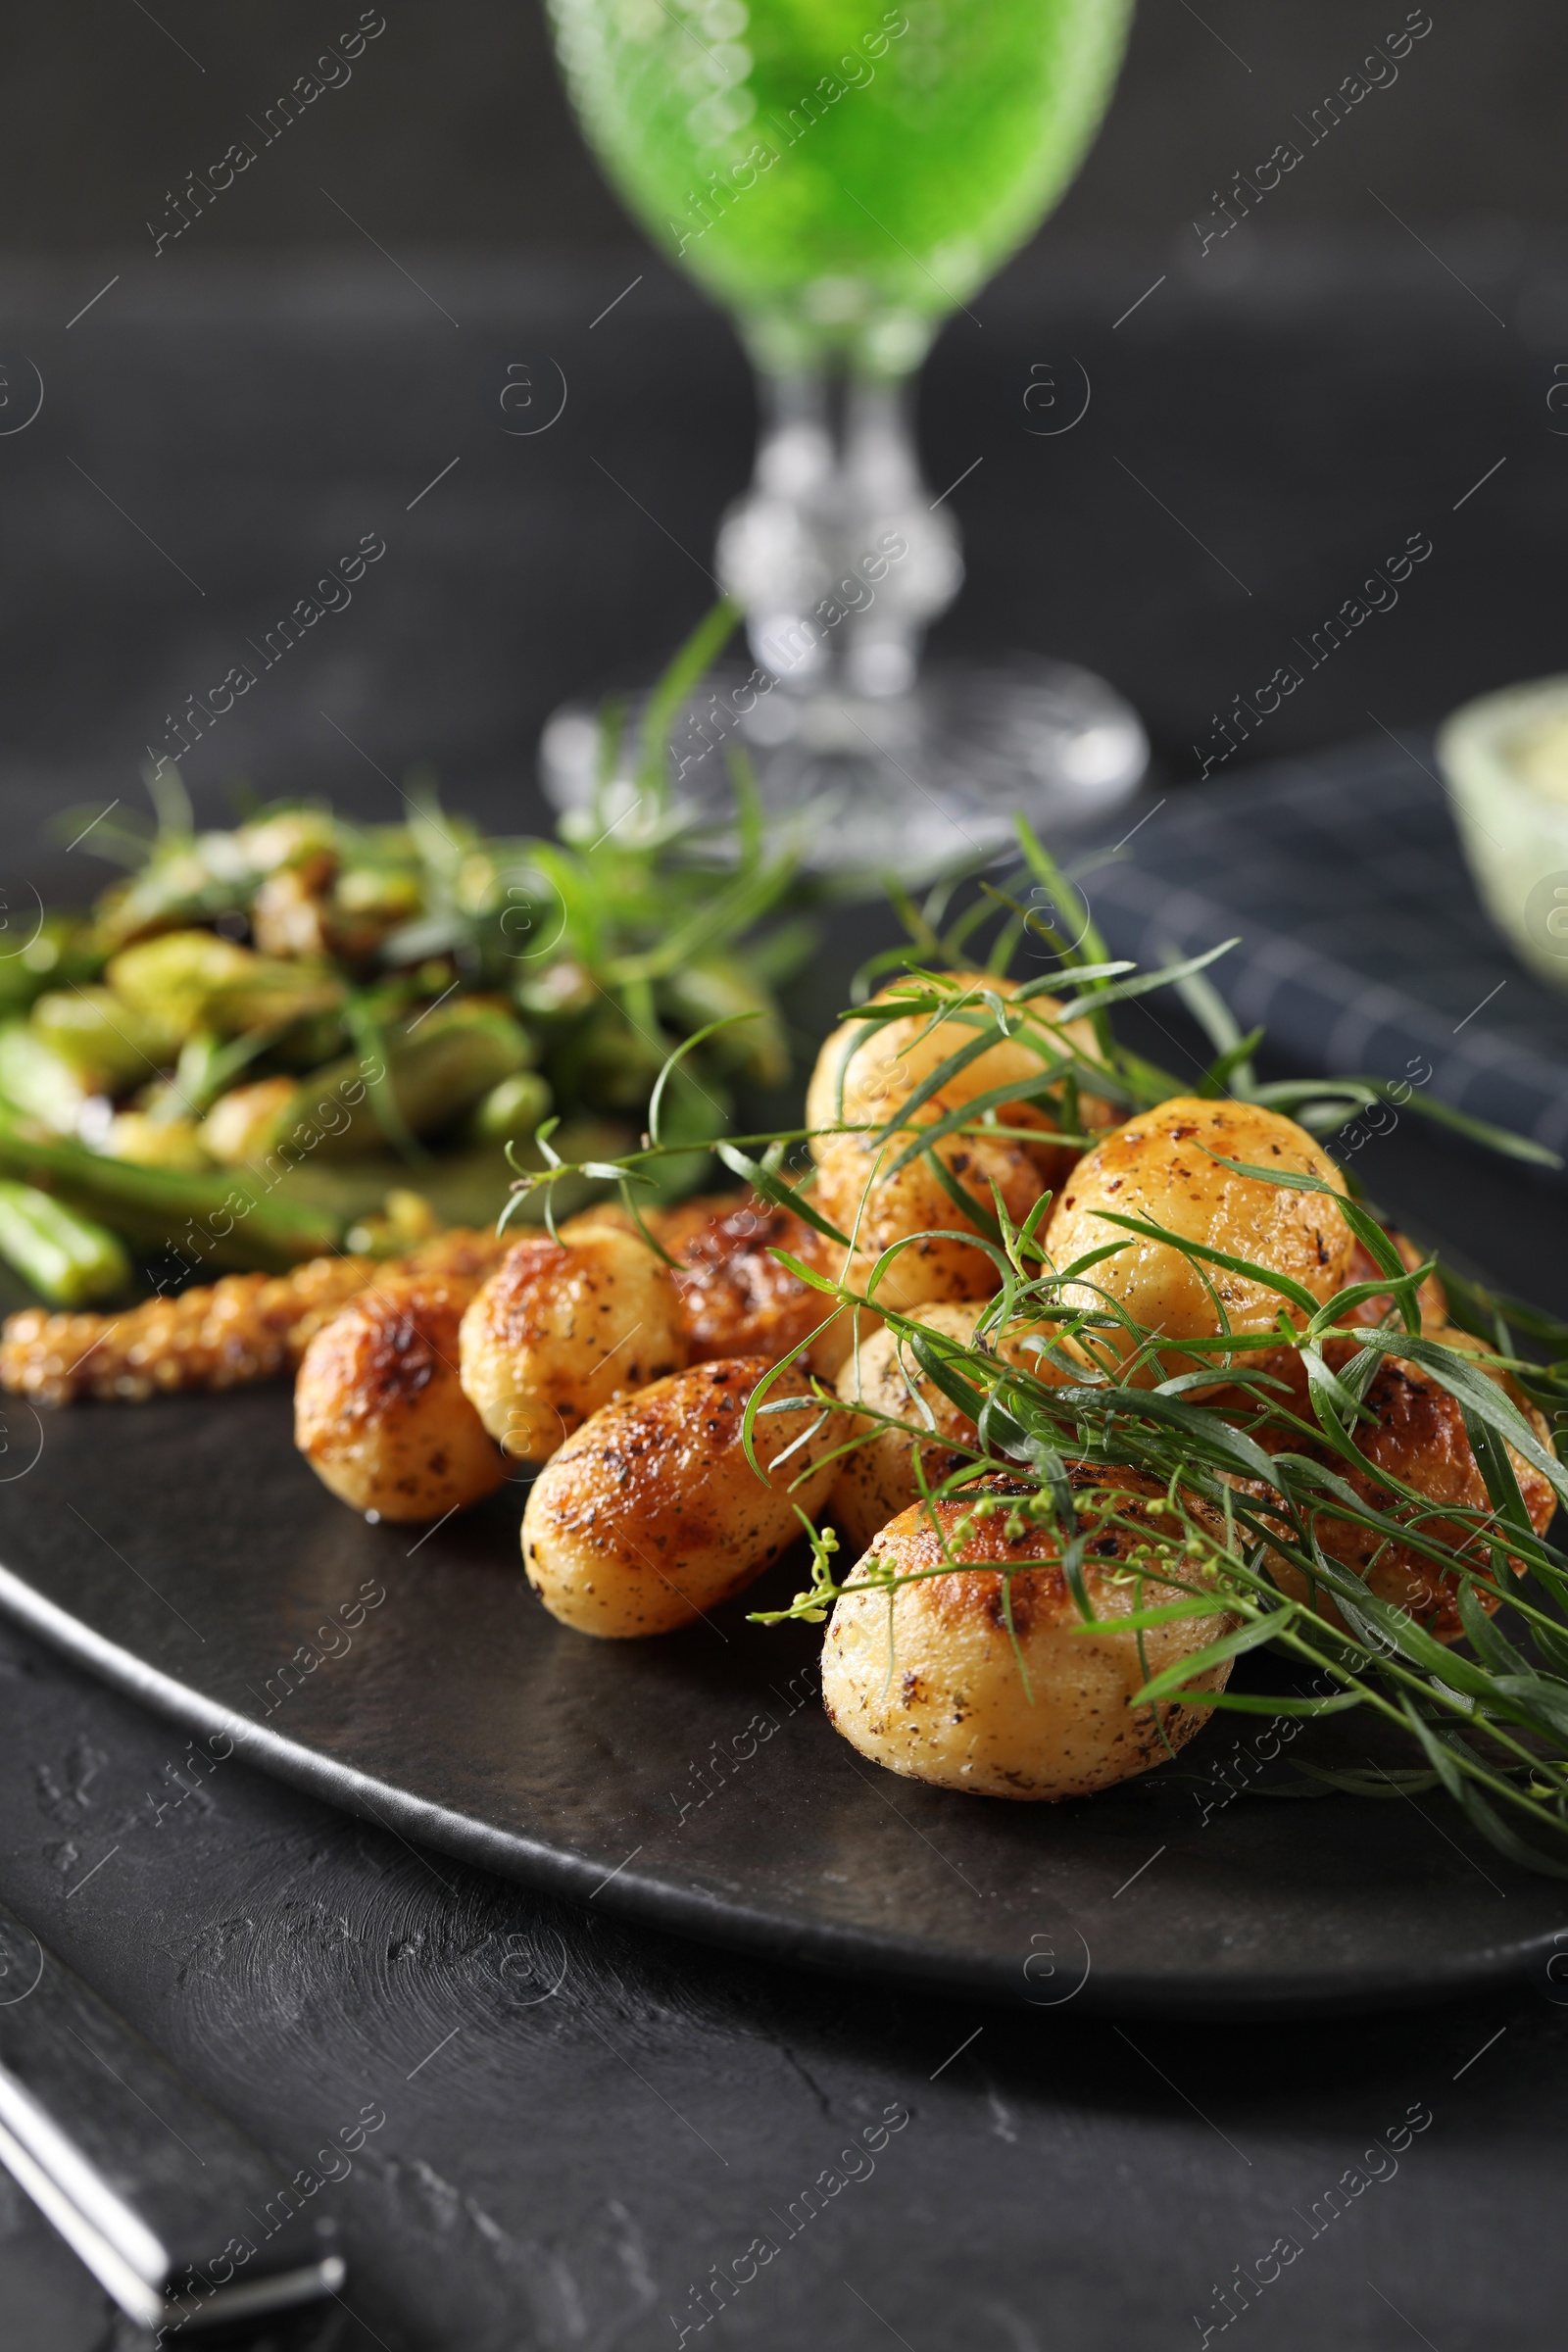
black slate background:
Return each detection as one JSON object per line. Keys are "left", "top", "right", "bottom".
{"left": 3, "top": 224, "right": 1568, "bottom": 879}
{"left": 4, "top": 240, "right": 1568, "bottom": 2347}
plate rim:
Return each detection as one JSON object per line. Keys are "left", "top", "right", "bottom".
{"left": 0, "top": 1551, "right": 1558, "bottom": 2023}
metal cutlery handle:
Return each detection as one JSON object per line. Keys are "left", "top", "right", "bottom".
{"left": 0, "top": 1897, "right": 344, "bottom": 2335}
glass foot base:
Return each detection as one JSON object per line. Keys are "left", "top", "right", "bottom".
{"left": 538, "top": 658, "right": 1149, "bottom": 879}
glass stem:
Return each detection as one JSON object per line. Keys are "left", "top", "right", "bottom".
{"left": 715, "top": 361, "right": 963, "bottom": 701}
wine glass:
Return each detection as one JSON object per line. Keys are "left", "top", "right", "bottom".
{"left": 542, "top": 0, "right": 1145, "bottom": 873}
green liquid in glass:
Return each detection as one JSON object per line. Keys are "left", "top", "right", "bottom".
{"left": 549, "top": 0, "right": 1134, "bottom": 369}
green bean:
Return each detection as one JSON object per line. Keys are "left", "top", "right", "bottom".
{"left": 657, "top": 955, "right": 789, "bottom": 1088}
{"left": 0, "top": 1108, "right": 342, "bottom": 1273}
{"left": 270, "top": 1003, "right": 533, "bottom": 1160}
{"left": 0, "top": 1180, "right": 133, "bottom": 1306}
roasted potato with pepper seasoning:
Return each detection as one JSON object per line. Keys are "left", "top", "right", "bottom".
{"left": 459, "top": 1228, "right": 685, "bottom": 1465}
{"left": 1245, "top": 1326, "right": 1557, "bottom": 1643}
{"left": 521, "top": 1354, "right": 846, "bottom": 1637}
{"left": 1209, "top": 1220, "right": 1447, "bottom": 1414}
{"left": 655, "top": 1190, "right": 855, "bottom": 1376}
{"left": 1045, "top": 1096, "right": 1353, "bottom": 1388}
{"left": 822, "top": 1474, "right": 1236, "bottom": 1799}
{"left": 563, "top": 1193, "right": 855, "bottom": 1373}
{"left": 295, "top": 1267, "right": 507, "bottom": 1521}
{"left": 806, "top": 974, "right": 1111, "bottom": 1314}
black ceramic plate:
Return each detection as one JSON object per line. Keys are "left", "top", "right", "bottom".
{"left": 0, "top": 1387, "right": 1562, "bottom": 2017}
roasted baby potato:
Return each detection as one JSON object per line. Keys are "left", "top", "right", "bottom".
{"left": 295, "top": 1269, "right": 506, "bottom": 1521}
{"left": 564, "top": 1192, "right": 855, "bottom": 1374}
{"left": 657, "top": 1190, "right": 854, "bottom": 1375}
{"left": 806, "top": 974, "right": 1110, "bottom": 1311}
{"left": 521, "top": 1354, "right": 846, "bottom": 1638}
{"left": 1249, "top": 1325, "right": 1557, "bottom": 1642}
{"left": 1045, "top": 1096, "right": 1353, "bottom": 1385}
{"left": 822, "top": 1476, "right": 1236, "bottom": 1798}
{"left": 459, "top": 1228, "right": 685, "bottom": 1464}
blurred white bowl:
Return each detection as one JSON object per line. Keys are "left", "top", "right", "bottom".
{"left": 1438, "top": 676, "right": 1568, "bottom": 988}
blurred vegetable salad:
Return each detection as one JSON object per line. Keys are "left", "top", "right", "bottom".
{"left": 0, "top": 607, "right": 815, "bottom": 1305}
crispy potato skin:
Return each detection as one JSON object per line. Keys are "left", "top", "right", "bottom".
{"left": 1249, "top": 1326, "right": 1557, "bottom": 1642}
{"left": 295, "top": 1271, "right": 506, "bottom": 1521}
{"left": 521, "top": 1355, "right": 847, "bottom": 1638}
{"left": 822, "top": 1479, "right": 1235, "bottom": 1799}
{"left": 458, "top": 1230, "right": 685, "bottom": 1464}
{"left": 1046, "top": 1097, "right": 1353, "bottom": 1384}
{"left": 656, "top": 1192, "right": 855, "bottom": 1376}
{"left": 806, "top": 975, "right": 1110, "bottom": 1313}
{"left": 564, "top": 1194, "right": 856, "bottom": 1373}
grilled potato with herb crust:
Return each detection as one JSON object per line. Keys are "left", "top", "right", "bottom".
{"left": 822, "top": 1475, "right": 1236, "bottom": 1799}
{"left": 295, "top": 1268, "right": 506, "bottom": 1521}
{"left": 521, "top": 1355, "right": 846, "bottom": 1638}
{"left": 459, "top": 1228, "right": 685, "bottom": 1464}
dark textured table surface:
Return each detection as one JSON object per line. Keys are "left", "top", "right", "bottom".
{"left": 7, "top": 1596, "right": 1568, "bottom": 2352}
{"left": 6, "top": 240, "right": 1568, "bottom": 2348}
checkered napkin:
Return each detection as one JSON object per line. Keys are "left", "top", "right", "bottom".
{"left": 1080, "top": 734, "right": 1568, "bottom": 1158}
